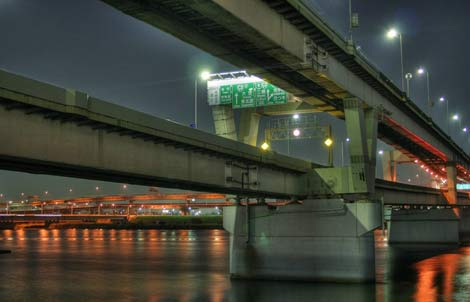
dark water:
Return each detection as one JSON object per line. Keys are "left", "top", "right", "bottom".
{"left": 0, "top": 229, "right": 469, "bottom": 302}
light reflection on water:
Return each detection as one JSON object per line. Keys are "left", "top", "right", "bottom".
{"left": 0, "top": 229, "right": 469, "bottom": 302}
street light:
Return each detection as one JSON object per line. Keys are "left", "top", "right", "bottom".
{"left": 386, "top": 28, "right": 404, "bottom": 91}
{"left": 292, "top": 129, "right": 301, "bottom": 137}
{"left": 260, "top": 142, "right": 270, "bottom": 150}
{"left": 405, "top": 73, "right": 412, "bottom": 97}
{"left": 416, "top": 67, "right": 431, "bottom": 117}
{"left": 194, "top": 70, "right": 211, "bottom": 129}
{"left": 293, "top": 114, "right": 300, "bottom": 120}
{"left": 324, "top": 137, "right": 333, "bottom": 147}
{"left": 439, "top": 97, "right": 449, "bottom": 133}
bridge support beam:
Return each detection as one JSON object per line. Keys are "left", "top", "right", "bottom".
{"left": 443, "top": 163, "right": 470, "bottom": 241}
{"left": 445, "top": 162, "right": 458, "bottom": 205}
{"left": 381, "top": 151, "right": 409, "bottom": 182}
{"left": 223, "top": 199, "right": 381, "bottom": 282}
{"left": 459, "top": 207, "right": 470, "bottom": 242}
{"left": 326, "top": 98, "right": 377, "bottom": 195}
{"left": 387, "top": 209, "right": 459, "bottom": 244}
{"left": 238, "top": 108, "right": 261, "bottom": 146}
{"left": 211, "top": 105, "right": 237, "bottom": 141}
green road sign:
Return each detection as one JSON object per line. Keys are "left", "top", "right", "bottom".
{"left": 207, "top": 78, "right": 287, "bottom": 108}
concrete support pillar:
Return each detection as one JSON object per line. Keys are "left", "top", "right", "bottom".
{"left": 364, "top": 108, "right": 378, "bottom": 185}
{"left": 459, "top": 207, "right": 470, "bottom": 241}
{"left": 211, "top": 105, "right": 237, "bottom": 141}
{"left": 387, "top": 209, "right": 459, "bottom": 244}
{"left": 381, "top": 151, "right": 397, "bottom": 182}
{"left": 223, "top": 199, "right": 381, "bottom": 282}
{"left": 445, "top": 162, "right": 458, "bottom": 205}
{"left": 238, "top": 108, "right": 261, "bottom": 146}
{"left": 343, "top": 99, "right": 377, "bottom": 194}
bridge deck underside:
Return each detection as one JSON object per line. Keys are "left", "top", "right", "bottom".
{"left": 100, "top": 0, "right": 470, "bottom": 180}
{"left": 0, "top": 69, "right": 467, "bottom": 205}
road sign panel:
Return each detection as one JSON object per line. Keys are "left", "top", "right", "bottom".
{"left": 207, "top": 76, "right": 287, "bottom": 108}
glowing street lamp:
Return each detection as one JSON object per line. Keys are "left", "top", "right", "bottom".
{"left": 260, "top": 142, "right": 270, "bottom": 151}
{"left": 405, "top": 73, "right": 412, "bottom": 96}
{"left": 386, "top": 28, "right": 404, "bottom": 90}
{"left": 416, "top": 67, "right": 431, "bottom": 116}
{"left": 200, "top": 70, "right": 211, "bottom": 81}
{"left": 293, "top": 114, "right": 300, "bottom": 120}
{"left": 452, "top": 114, "right": 462, "bottom": 137}
{"left": 324, "top": 137, "right": 333, "bottom": 147}
{"left": 439, "top": 96, "right": 449, "bottom": 133}
{"left": 194, "top": 70, "right": 211, "bottom": 129}
{"left": 292, "top": 129, "right": 301, "bottom": 137}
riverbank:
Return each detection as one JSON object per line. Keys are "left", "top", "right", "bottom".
{"left": 1, "top": 215, "right": 223, "bottom": 230}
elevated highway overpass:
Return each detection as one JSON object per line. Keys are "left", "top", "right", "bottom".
{"left": 0, "top": 67, "right": 468, "bottom": 282}
{"left": 2, "top": 0, "right": 470, "bottom": 281}
{"left": 102, "top": 0, "right": 470, "bottom": 180}
{"left": 0, "top": 68, "right": 467, "bottom": 205}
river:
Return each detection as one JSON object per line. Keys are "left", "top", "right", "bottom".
{"left": 0, "top": 229, "right": 469, "bottom": 302}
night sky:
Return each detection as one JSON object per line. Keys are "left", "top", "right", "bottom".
{"left": 0, "top": 0, "right": 468, "bottom": 200}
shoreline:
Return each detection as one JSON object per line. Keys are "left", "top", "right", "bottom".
{"left": 0, "top": 215, "right": 223, "bottom": 231}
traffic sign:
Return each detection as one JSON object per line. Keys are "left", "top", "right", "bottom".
{"left": 207, "top": 76, "right": 287, "bottom": 108}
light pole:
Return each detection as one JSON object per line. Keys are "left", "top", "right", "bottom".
{"left": 386, "top": 28, "right": 404, "bottom": 91}
{"left": 195, "top": 70, "right": 211, "bottom": 129}
{"left": 417, "top": 67, "right": 431, "bottom": 117}
{"left": 405, "top": 73, "right": 412, "bottom": 97}
{"left": 464, "top": 127, "right": 470, "bottom": 150}
{"left": 439, "top": 97, "right": 449, "bottom": 133}
{"left": 348, "top": 0, "right": 359, "bottom": 44}
{"left": 452, "top": 114, "right": 461, "bottom": 139}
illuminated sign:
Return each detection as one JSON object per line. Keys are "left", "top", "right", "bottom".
{"left": 207, "top": 76, "right": 288, "bottom": 108}
{"left": 457, "top": 184, "right": 470, "bottom": 190}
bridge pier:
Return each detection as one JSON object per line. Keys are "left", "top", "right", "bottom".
{"left": 211, "top": 105, "right": 237, "bottom": 141}
{"left": 387, "top": 208, "right": 459, "bottom": 244}
{"left": 381, "top": 151, "right": 409, "bottom": 182}
{"left": 459, "top": 207, "right": 470, "bottom": 242}
{"left": 238, "top": 108, "right": 261, "bottom": 146}
{"left": 223, "top": 199, "right": 381, "bottom": 282}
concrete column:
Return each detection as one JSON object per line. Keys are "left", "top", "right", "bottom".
{"left": 381, "top": 151, "right": 397, "bottom": 182}
{"left": 238, "top": 108, "right": 261, "bottom": 146}
{"left": 459, "top": 207, "right": 470, "bottom": 242}
{"left": 344, "top": 98, "right": 377, "bottom": 194}
{"left": 364, "top": 108, "right": 378, "bottom": 189}
{"left": 445, "top": 162, "right": 458, "bottom": 205}
{"left": 211, "top": 105, "right": 237, "bottom": 141}
{"left": 387, "top": 209, "right": 459, "bottom": 244}
{"left": 223, "top": 199, "right": 381, "bottom": 282}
